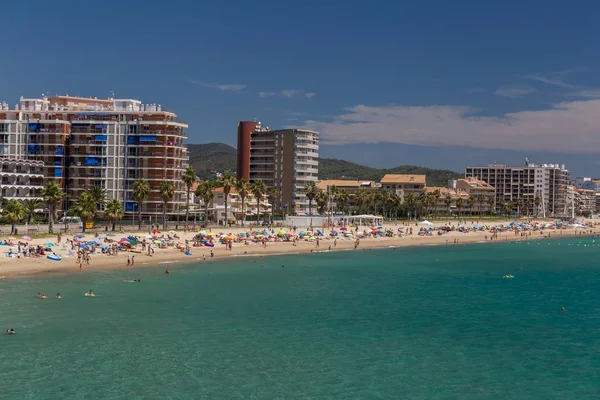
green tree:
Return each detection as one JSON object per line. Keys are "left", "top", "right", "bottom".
{"left": 235, "top": 178, "right": 250, "bottom": 226}
{"left": 476, "top": 194, "right": 486, "bottom": 216}
{"left": 466, "top": 195, "right": 476, "bottom": 215}
{"left": 534, "top": 194, "right": 542, "bottom": 218}
{"left": 525, "top": 199, "right": 533, "bottom": 218}
{"left": 3, "top": 199, "right": 25, "bottom": 234}
{"left": 336, "top": 189, "right": 349, "bottom": 214}
{"left": 444, "top": 195, "right": 452, "bottom": 215}
{"left": 22, "top": 199, "right": 42, "bottom": 224}
{"left": 405, "top": 192, "right": 417, "bottom": 219}
{"left": 159, "top": 180, "right": 175, "bottom": 230}
{"left": 87, "top": 186, "right": 106, "bottom": 211}
{"left": 71, "top": 192, "right": 97, "bottom": 233}
{"left": 104, "top": 199, "right": 124, "bottom": 231}
{"left": 195, "top": 181, "right": 216, "bottom": 226}
{"left": 268, "top": 188, "right": 280, "bottom": 215}
{"left": 455, "top": 197, "right": 464, "bottom": 217}
{"left": 219, "top": 173, "right": 237, "bottom": 226}
{"left": 41, "top": 181, "right": 64, "bottom": 234}
{"left": 487, "top": 195, "right": 496, "bottom": 216}
{"left": 304, "top": 181, "right": 318, "bottom": 216}
{"left": 315, "top": 189, "right": 328, "bottom": 214}
{"left": 503, "top": 201, "right": 513, "bottom": 217}
{"left": 251, "top": 180, "right": 267, "bottom": 223}
{"left": 182, "top": 166, "right": 197, "bottom": 225}
{"left": 132, "top": 178, "right": 151, "bottom": 230}
{"left": 516, "top": 198, "right": 525, "bottom": 218}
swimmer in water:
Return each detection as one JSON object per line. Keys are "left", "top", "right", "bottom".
{"left": 56, "top": 293, "right": 61, "bottom": 299}
{"left": 37, "top": 292, "right": 41, "bottom": 298}
{"left": 87, "top": 289, "right": 94, "bottom": 296}
{"left": 5, "top": 329, "right": 15, "bottom": 335}
{"left": 561, "top": 307, "right": 566, "bottom": 312}
{"left": 165, "top": 268, "right": 170, "bottom": 274}
{"left": 40, "top": 293, "right": 48, "bottom": 299}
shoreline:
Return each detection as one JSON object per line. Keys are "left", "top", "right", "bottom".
{"left": 0, "top": 223, "right": 595, "bottom": 281}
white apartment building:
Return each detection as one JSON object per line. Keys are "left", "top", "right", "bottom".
{"left": 0, "top": 159, "right": 45, "bottom": 201}
{"left": 465, "top": 160, "right": 569, "bottom": 217}
{"left": 0, "top": 95, "right": 188, "bottom": 218}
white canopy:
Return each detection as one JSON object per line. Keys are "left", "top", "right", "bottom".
{"left": 419, "top": 220, "right": 434, "bottom": 226}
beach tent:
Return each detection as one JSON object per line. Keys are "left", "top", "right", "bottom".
{"left": 419, "top": 220, "right": 434, "bottom": 226}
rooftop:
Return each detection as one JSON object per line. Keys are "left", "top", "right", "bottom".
{"left": 316, "top": 180, "right": 374, "bottom": 190}
{"left": 380, "top": 174, "right": 426, "bottom": 184}
{"left": 457, "top": 177, "right": 495, "bottom": 191}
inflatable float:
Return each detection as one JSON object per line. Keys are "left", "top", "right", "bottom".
{"left": 502, "top": 275, "right": 515, "bottom": 280}
{"left": 123, "top": 280, "right": 138, "bottom": 283}
{"left": 47, "top": 254, "right": 61, "bottom": 261}
{"left": 84, "top": 293, "right": 95, "bottom": 297}
{"left": 203, "top": 242, "right": 214, "bottom": 247}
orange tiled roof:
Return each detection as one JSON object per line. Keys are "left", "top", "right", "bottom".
{"left": 380, "top": 174, "right": 426, "bottom": 184}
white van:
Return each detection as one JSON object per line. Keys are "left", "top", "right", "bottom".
{"left": 58, "top": 216, "right": 82, "bottom": 226}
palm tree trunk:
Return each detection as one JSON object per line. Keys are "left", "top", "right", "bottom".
{"left": 204, "top": 203, "right": 209, "bottom": 227}
{"left": 11, "top": 223, "right": 15, "bottom": 235}
{"left": 163, "top": 201, "right": 167, "bottom": 230}
{"left": 257, "top": 198, "right": 261, "bottom": 224}
{"left": 48, "top": 206, "right": 54, "bottom": 234}
{"left": 185, "top": 187, "right": 190, "bottom": 227}
{"left": 224, "top": 199, "right": 228, "bottom": 227}
{"left": 112, "top": 221, "right": 116, "bottom": 231}
{"left": 241, "top": 198, "right": 245, "bottom": 226}
{"left": 138, "top": 208, "right": 142, "bottom": 231}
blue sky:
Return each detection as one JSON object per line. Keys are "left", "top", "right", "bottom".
{"left": 2, "top": 0, "right": 600, "bottom": 175}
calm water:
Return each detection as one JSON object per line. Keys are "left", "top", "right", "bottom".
{"left": 1, "top": 237, "right": 600, "bottom": 399}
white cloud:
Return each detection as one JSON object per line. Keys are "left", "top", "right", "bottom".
{"left": 296, "top": 99, "right": 600, "bottom": 153}
{"left": 190, "top": 80, "right": 247, "bottom": 91}
{"left": 495, "top": 85, "right": 537, "bottom": 98}
{"left": 526, "top": 67, "right": 589, "bottom": 89}
{"left": 258, "top": 89, "right": 315, "bottom": 99}
{"left": 566, "top": 89, "right": 600, "bottom": 98}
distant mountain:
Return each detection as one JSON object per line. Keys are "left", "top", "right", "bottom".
{"left": 187, "top": 143, "right": 237, "bottom": 180}
{"left": 319, "top": 158, "right": 462, "bottom": 187}
{"left": 187, "top": 143, "right": 462, "bottom": 186}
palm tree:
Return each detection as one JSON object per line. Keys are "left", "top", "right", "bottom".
{"left": 235, "top": 178, "right": 250, "bottom": 226}
{"left": 467, "top": 195, "right": 476, "bottom": 216}
{"left": 251, "top": 180, "right": 267, "bottom": 223}
{"left": 516, "top": 198, "right": 525, "bottom": 218}
{"left": 336, "top": 189, "right": 349, "bottom": 214}
{"left": 315, "top": 189, "right": 328, "bottom": 214}
{"left": 159, "top": 180, "right": 175, "bottom": 230}
{"left": 525, "top": 199, "right": 533, "bottom": 218}
{"left": 22, "top": 199, "right": 42, "bottom": 224}
{"left": 455, "top": 197, "right": 464, "bottom": 217}
{"left": 304, "top": 181, "right": 318, "bottom": 215}
{"left": 444, "top": 195, "right": 452, "bottom": 215}
{"left": 132, "top": 178, "right": 151, "bottom": 230}
{"left": 268, "top": 188, "right": 280, "bottom": 215}
{"left": 104, "top": 199, "right": 124, "bottom": 231}
{"left": 41, "top": 181, "right": 64, "bottom": 234}
{"left": 219, "top": 173, "right": 236, "bottom": 226}
{"left": 534, "top": 194, "right": 542, "bottom": 218}
{"left": 475, "top": 194, "right": 486, "bottom": 216}
{"left": 487, "top": 196, "right": 496, "bottom": 216}
{"left": 195, "top": 181, "right": 216, "bottom": 226}
{"left": 405, "top": 192, "right": 417, "bottom": 219}
{"left": 3, "top": 200, "right": 25, "bottom": 234}
{"left": 71, "top": 192, "right": 97, "bottom": 233}
{"left": 182, "top": 166, "right": 196, "bottom": 225}
{"left": 87, "top": 186, "right": 106, "bottom": 212}
{"left": 503, "top": 201, "right": 513, "bottom": 218}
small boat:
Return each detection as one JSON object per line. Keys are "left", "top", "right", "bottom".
{"left": 47, "top": 254, "right": 61, "bottom": 261}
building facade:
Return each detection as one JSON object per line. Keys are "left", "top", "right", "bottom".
{"left": 380, "top": 174, "right": 426, "bottom": 201}
{"left": 465, "top": 161, "right": 569, "bottom": 217}
{"left": 0, "top": 159, "right": 45, "bottom": 201}
{"left": 237, "top": 121, "right": 319, "bottom": 215}
{"left": 210, "top": 187, "right": 272, "bottom": 224}
{"left": 0, "top": 95, "right": 188, "bottom": 217}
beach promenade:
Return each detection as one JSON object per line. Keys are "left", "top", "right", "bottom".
{"left": 0, "top": 219, "right": 594, "bottom": 279}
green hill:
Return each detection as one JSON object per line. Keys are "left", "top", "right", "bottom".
{"left": 187, "top": 143, "right": 462, "bottom": 186}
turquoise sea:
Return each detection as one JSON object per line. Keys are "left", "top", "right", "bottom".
{"left": 1, "top": 237, "right": 600, "bottom": 399}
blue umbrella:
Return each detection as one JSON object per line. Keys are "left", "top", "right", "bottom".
{"left": 79, "top": 243, "right": 89, "bottom": 249}
{"left": 44, "top": 243, "right": 55, "bottom": 247}
{"left": 106, "top": 233, "right": 116, "bottom": 237}
{"left": 87, "top": 241, "right": 95, "bottom": 245}
{"left": 75, "top": 234, "right": 85, "bottom": 239}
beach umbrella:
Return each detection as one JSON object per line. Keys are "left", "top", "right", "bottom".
{"left": 198, "top": 230, "right": 207, "bottom": 235}
{"left": 21, "top": 236, "right": 32, "bottom": 241}
{"left": 127, "top": 235, "right": 136, "bottom": 241}
{"left": 75, "top": 234, "right": 85, "bottom": 239}
{"left": 223, "top": 235, "right": 234, "bottom": 240}
{"left": 44, "top": 243, "right": 55, "bottom": 247}
{"left": 205, "top": 232, "right": 215, "bottom": 237}
{"left": 152, "top": 229, "right": 161, "bottom": 234}
{"left": 299, "top": 232, "right": 305, "bottom": 237}
{"left": 153, "top": 240, "right": 163, "bottom": 244}
{"left": 277, "top": 230, "right": 286, "bottom": 235}
{"left": 97, "top": 235, "right": 106, "bottom": 239}
{"left": 285, "top": 233, "right": 294, "bottom": 237}
{"left": 87, "top": 241, "right": 96, "bottom": 245}
{"left": 106, "top": 233, "right": 116, "bottom": 237}
{"left": 79, "top": 243, "right": 89, "bottom": 249}
{"left": 330, "top": 230, "right": 338, "bottom": 235}
{"left": 340, "top": 227, "right": 347, "bottom": 231}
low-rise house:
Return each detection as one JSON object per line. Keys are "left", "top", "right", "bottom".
{"left": 210, "top": 187, "right": 272, "bottom": 224}
{"left": 380, "top": 174, "right": 426, "bottom": 201}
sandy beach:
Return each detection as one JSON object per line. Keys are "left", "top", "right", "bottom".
{"left": 0, "top": 219, "right": 595, "bottom": 279}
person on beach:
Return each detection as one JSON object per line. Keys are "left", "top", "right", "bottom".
{"left": 131, "top": 256, "right": 135, "bottom": 266}
{"left": 127, "top": 255, "right": 131, "bottom": 266}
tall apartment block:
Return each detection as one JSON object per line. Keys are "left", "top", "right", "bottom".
{"left": 0, "top": 95, "right": 188, "bottom": 217}
{"left": 465, "top": 160, "right": 569, "bottom": 217}
{"left": 237, "top": 121, "right": 319, "bottom": 215}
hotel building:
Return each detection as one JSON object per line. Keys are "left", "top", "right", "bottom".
{"left": 465, "top": 160, "right": 569, "bottom": 217}
{"left": 0, "top": 95, "right": 188, "bottom": 217}
{"left": 380, "top": 174, "right": 426, "bottom": 201}
{"left": 0, "top": 159, "right": 45, "bottom": 201}
{"left": 237, "top": 121, "right": 319, "bottom": 215}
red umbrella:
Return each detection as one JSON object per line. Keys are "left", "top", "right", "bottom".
{"left": 152, "top": 230, "right": 161, "bottom": 234}
{"left": 340, "top": 227, "right": 347, "bottom": 231}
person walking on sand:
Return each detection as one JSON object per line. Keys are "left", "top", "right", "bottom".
{"left": 131, "top": 255, "right": 135, "bottom": 266}
{"left": 127, "top": 255, "right": 131, "bottom": 266}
